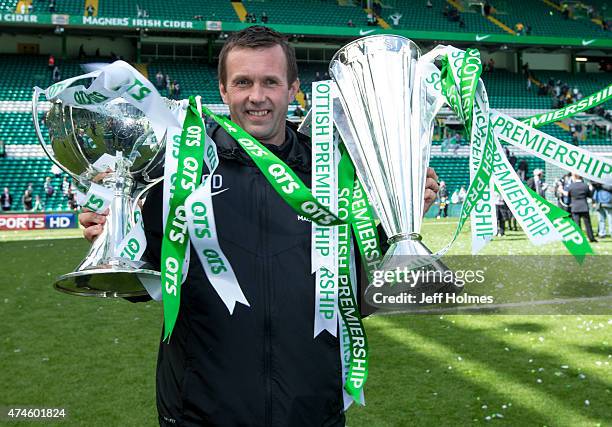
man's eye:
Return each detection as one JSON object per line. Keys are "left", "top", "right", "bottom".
{"left": 266, "top": 79, "right": 278, "bottom": 86}
{"left": 235, "top": 80, "right": 250, "bottom": 87}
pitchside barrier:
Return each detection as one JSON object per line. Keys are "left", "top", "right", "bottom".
{"left": 0, "top": 211, "right": 78, "bottom": 230}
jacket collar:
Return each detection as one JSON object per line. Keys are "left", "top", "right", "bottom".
{"left": 208, "top": 121, "right": 311, "bottom": 173}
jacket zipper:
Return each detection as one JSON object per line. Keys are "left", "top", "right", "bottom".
{"left": 260, "top": 171, "right": 272, "bottom": 426}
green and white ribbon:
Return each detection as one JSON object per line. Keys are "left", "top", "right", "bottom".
{"left": 80, "top": 182, "right": 113, "bottom": 213}
{"left": 490, "top": 111, "right": 612, "bottom": 185}
{"left": 160, "top": 96, "right": 206, "bottom": 341}
{"left": 39, "top": 60, "right": 178, "bottom": 142}
{"left": 523, "top": 84, "right": 612, "bottom": 128}
{"left": 184, "top": 97, "right": 249, "bottom": 313}
{"left": 336, "top": 148, "right": 368, "bottom": 405}
{"left": 312, "top": 81, "right": 339, "bottom": 337}
{"left": 200, "top": 105, "right": 346, "bottom": 227}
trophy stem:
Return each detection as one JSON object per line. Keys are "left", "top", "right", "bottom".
{"left": 103, "top": 152, "right": 134, "bottom": 261}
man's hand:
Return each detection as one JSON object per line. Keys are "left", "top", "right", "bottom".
{"left": 79, "top": 207, "right": 108, "bottom": 242}
{"left": 424, "top": 167, "right": 439, "bottom": 214}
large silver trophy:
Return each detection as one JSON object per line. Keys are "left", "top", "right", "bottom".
{"left": 32, "top": 94, "right": 170, "bottom": 297}
{"left": 330, "top": 35, "right": 458, "bottom": 296}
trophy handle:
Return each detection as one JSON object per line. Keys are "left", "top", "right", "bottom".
{"left": 31, "top": 89, "right": 75, "bottom": 178}
{"left": 130, "top": 177, "right": 163, "bottom": 227}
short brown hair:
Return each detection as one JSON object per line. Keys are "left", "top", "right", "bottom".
{"left": 218, "top": 26, "right": 298, "bottom": 86}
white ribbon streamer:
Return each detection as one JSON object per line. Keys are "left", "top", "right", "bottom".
{"left": 312, "top": 80, "right": 339, "bottom": 337}
{"left": 184, "top": 97, "right": 249, "bottom": 313}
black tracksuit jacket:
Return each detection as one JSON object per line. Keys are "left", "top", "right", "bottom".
{"left": 142, "top": 122, "right": 349, "bottom": 426}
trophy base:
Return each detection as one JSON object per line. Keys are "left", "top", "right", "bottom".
{"left": 364, "top": 238, "right": 463, "bottom": 310}
{"left": 54, "top": 267, "right": 159, "bottom": 298}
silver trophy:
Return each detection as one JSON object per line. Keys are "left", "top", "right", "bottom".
{"left": 32, "top": 93, "right": 172, "bottom": 297}
{"left": 330, "top": 35, "right": 459, "bottom": 297}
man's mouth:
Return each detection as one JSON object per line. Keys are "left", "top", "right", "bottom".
{"left": 246, "top": 110, "right": 270, "bottom": 117}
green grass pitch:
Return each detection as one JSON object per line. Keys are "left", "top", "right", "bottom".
{"left": 0, "top": 219, "right": 610, "bottom": 426}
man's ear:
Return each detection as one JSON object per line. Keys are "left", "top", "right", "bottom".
{"left": 219, "top": 81, "right": 229, "bottom": 105}
{"left": 288, "top": 79, "right": 300, "bottom": 102}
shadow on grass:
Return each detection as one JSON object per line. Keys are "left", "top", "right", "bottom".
{"left": 502, "top": 321, "right": 549, "bottom": 333}
{"left": 348, "top": 327, "right": 552, "bottom": 426}
{"left": 574, "top": 344, "right": 612, "bottom": 357}
{"left": 371, "top": 315, "right": 610, "bottom": 426}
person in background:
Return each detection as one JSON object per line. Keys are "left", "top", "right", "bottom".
{"left": 32, "top": 195, "right": 43, "bottom": 211}
{"left": 593, "top": 182, "right": 612, "bottom": 238}
{"left": 555, "top": 173, "right": 572, "bottom": 212}
{"left": 563, "top": 173, "right": 597, "bottom": 243}
{"left": 526, "top": 168, "right": 548, "bottom": 198}
{"left": 52, "top": 65, "right": 61, "bottom": 82}
{"left": 437, "top": 181, "right": 449, "bottom": 218}
{"left": 22, "top": 190, "right": 33, "bottom": 211}
{"left": 43, "top": 177, "right": 54, "bottom": 208}
{"left": 451, "top": 189, "right": 459, "bottom": 204}
{"left": 48, "top": 54, "right": 55, "bottom": 69}
{"left": 389, "top": 12, "right": 402, "bottom": 26}
{"left": 61, "top": 176, "right": 71, "bottom": 196}
{"left": 67, "top": 188, "right": 78, "bottom": 210}
{"left": 1, "top": 187, "right": 12, "bottom": 211}
{"left": 517, "top": 159, "right": 528, "bottom": 181}
{"left": 458, "top": 185, "right": 467, "bottom": 203}
{"left": 155, "top": 71, "right": 164, "bottom": 89}
{"left": 495, "top": 191, "right": 506, "bottom": 236}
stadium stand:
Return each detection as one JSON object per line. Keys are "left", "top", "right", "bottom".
{"left": 97, "top": 0, "right": 238, "bottom": 21}
{"left": 148, "top": 60, "right": 222, "bottom": 103}
{"left": 0, "top": 0, "right": 17, "bottom": 13}
{"left": 384, "top": 0, "right": 506, "bottom": 34}
{"left": 487, "top": 0, "right": 611, "bottom": 39}
{"left": 242, "top": 0, "right": 366, "bottom": 27}
{"left": 429, "top": 155, "right": 546, "bottom": 194}
{"left": 37, "top": 0, "right": 83, "bottom": 16}
{"left": 0, "top": 157, "right": 71, "bottom": 211}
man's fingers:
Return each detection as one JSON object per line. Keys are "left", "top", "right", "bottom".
{"left": 83, "top": 224, "right": 104, "bottom": 243}
{"left": 426, "top": 167, "right": 438, "bottom": 182}
{"left": 424, "top": 188, "right": 437, "bottom": 204}
{"left": 78, "top": 208, "right": 108, "bottom": 227}
{"left": 425, "top": 177, "right": 439, "bottom": 193}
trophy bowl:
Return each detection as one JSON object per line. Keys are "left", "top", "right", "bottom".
{"left": 32, "top": 93, "right": 176, "bottom": 297}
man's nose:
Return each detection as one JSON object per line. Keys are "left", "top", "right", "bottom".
{"left": 248, "top": 83, "right": 266, "bottom": 103}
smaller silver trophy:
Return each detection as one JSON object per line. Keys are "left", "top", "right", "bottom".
{"left": 32, "top": 93, "right": 173, "bottom": 297}
{"left": 330, "top": 35, "right": 459, "bottom": 298}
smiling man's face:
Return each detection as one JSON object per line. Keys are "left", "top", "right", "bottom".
{"left": 219, "top": 45, "right": 299, "bottom": 146}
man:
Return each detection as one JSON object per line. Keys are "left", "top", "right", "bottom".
{"left": 526, "top": 169, "right": 548, "bottom": 198}
{"left": 1, "top": 187, "right": 12, "bottom": 211}
{"left": 593, "top": 182, "right": 612, "bottom": 238}
{"left": 79, "top": 26, "right": 439, "bottom": 426}
{"left": 564, "top": 173, "right": 597, "bottom": 243}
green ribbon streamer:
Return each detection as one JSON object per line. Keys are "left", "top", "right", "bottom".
{"left": 337, "top": 147, "right": 369, "bottom": 403}
{"left": 161, "top": 96, "right": 206, "bottom": 341}
{"left": 526, "top": 187, "right": 594, "bottom": 263}
{"left": 522, "top": 84, "right": 612, "bottom": 128}
{"left": 199, "top": 105, "right": 345, "bottom": 226}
